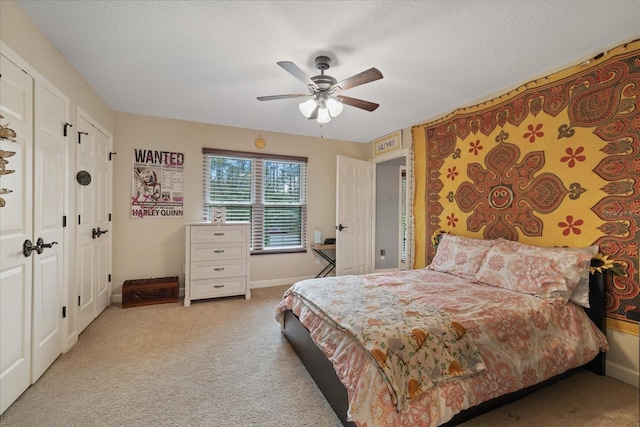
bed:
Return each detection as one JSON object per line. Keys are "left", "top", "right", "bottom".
{"left": 275, "top": 235, "right": 609, "bottom": 427}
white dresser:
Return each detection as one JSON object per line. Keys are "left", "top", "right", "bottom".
{"left": 184, "top": 222, "right": 251, "bottom": 306}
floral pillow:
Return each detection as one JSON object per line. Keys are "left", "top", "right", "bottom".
{"left": 428, "top": 234, "right": 495, "bottom": 280}
{"left": 475, "top": 239, "right": 593, "bottom": 307}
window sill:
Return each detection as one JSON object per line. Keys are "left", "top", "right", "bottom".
{"left": 251, "top": 248, "right": 307, "bottom": 255}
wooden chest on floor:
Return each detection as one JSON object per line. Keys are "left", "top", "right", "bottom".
{"left": 122, "top": 276, "right": 179, "bottom": 308}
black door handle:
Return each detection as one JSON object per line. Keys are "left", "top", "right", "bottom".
{"left": 36, "top": 237, "right": 58, "bottom": 254}
{"left": 23, "top": 238, "right": 58, "bottom": 256}
{"left": 92, "top": 227, "right": 109, "bottom": 239}
{"left": 336, "top": 224, "right": 348, "bottom": 232}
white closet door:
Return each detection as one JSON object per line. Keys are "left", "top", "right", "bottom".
{"left": 76, "top": 115, "right": 97, "bottom": 333}
{"left": 76, "top": 113, "right": 111, "bottom": 334}
{"left": 0, "top": 54, "right": 34, "bottom": 415}
{"left": 30, "top": 80, "right": 66, "bottom": 382}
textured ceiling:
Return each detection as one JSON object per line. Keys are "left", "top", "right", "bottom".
{"left": 14, "top": 0, "right": 640, "bottom": 143}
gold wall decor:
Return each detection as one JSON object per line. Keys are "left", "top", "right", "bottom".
{"left": 373, "top": 130, "right": 402, "bottom": 157}
{"left": 412, "top": 40, "right": 640, "bottom": 321}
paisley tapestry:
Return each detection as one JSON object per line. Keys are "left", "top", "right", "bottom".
{"left": 412, "top": 40, "right": 639, "bottom": 321}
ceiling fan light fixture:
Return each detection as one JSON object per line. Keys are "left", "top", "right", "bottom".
{"left": 326, "top": 98, "right": 343, "bottom": 117}
{"left": 299, "top": 98, "right": 317, "bottom": 118}
{"left": 260, "top": 56, "right": 383, "bottom": 124}
{"left": 317, "top": 106, "right": 331, "bottom": 124}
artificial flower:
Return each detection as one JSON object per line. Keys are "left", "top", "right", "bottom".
{"left": 431, "top": 229, "right": 446, "bottom": 248}
{"left": 590, "top": 252, "right": 625, "bottom": 276}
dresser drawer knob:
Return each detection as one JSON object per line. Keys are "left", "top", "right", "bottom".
{"left": 213, "top": 233, "right": 225, "bottom": 236}
{"left": 213, "top": 285, "right": 225, "bottom": 288}
{"left": 214, "top": 267, "right": 225, "bottom": 271}
{"left": 214, "top": 250, "right": 225, "bottom": 253}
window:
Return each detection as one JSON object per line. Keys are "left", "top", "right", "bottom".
{"left": 203, "top": 148, "right": 307, "bottom": 254}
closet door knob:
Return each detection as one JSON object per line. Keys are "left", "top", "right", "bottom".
{"left": 23, "top": 239, "right": 36, "bottom": 257}
{"left": 36, "top": 237, "right": 58, "bottom": 254}
{"left": 92, "top": 227, "right": 109, "bottom": 239}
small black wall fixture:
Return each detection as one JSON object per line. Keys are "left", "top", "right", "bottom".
{"left": 77, "top": 131, "right": 88, "bottom": 144}
{"left": 76, "top": 170, "right": 91, "bottom": 186}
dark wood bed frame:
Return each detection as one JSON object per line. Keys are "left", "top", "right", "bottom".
{"left": 281, "top": 271, "right": 606, "bottom": 426}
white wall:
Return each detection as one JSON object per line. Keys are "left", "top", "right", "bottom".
{"left": 112, "top": 112, "right": 370, "bottom": 297}
{"left": 0, "top": 1, "right": 113, "bottom": 134}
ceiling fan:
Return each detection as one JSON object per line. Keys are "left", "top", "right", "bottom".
{"left": 257, "top": 56, "right": 383, "bottom": 123}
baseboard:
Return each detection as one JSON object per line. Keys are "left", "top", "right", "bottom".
{"left": 606, "top": 360, "right": 640, "bottom": 388}
{"left": 110, "top": 276, "right": 313, "bottom": 304}
{"left": 249, "top": 275, "right": 314, "bottom": 289}
{"left": 64, "top": 333, "right": 78, "bottom": 353}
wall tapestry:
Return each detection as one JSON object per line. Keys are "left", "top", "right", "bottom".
{"left": 412, "top": 40, "right": 639, "bottom": 321}
{"left": 131, "top": 148, "right": 184, "bottom": 218}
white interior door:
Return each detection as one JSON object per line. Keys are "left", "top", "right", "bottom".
{"left": 336, "top": 155, "right": 372, "bottom": 276}
{"left": 0, "top": 54, "right": 34, "bottom": 414}
{"left": 76, "top": 115, "right": 96, "bottom": 333}
{"left": 76, "top": 113, "right": 111, "bottom": 334}
{"left": 30, "top": 80, "right": 65, "bottom": 382}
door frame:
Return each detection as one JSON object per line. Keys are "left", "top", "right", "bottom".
{"left": 371, "top": 148, "right": 412, "bottom": 272}
{"left": 398, "top": 165, "right": 408, "bottom": 269}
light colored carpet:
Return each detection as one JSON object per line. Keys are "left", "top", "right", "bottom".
{"left": 1, "top": 286, "right": 637, "bottom": 427}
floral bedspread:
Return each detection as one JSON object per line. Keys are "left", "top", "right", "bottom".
{"left": 277, "top": 271, "right": 486, "bottom": 410}
{"left": 275, "top": 269, "right": 609, "bottom": 427}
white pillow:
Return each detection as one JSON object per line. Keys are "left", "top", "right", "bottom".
{"left": 559, "top": 245, "right": 599, "bottom": 308}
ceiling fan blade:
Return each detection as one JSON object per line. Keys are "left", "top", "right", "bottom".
{"left": 257, "top": 93, "right": 310, "bottom": 101}
{"left": 338, "top": 96, "right": 380, "bottom": 112}
{"left": 277, "top": 61, "right": 319, "bottom": 90}
{"left": 307, "top": 104, "right": 319, "bottom": 120}
{"left": 331, "top": 67, "right": 383, "bottom": 92}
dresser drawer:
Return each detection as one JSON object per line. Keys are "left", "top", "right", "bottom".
{"left": 190, "top": 277, "right": 246, "bottom": 298}
{"left": 190, "top": 225, "right": 247, "bottom": 244}
{"left": 185, "top": 222, "right": 250, "bottom": 306}
{"left": 190, "top": 242, "right": 247, "bottom": 262}
{"left": 190, "top": 260, "right": 246, "bottom": 280}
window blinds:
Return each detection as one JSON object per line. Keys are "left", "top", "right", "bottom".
{"left": 202, "top": 148, "right": 307, "bottom": 254}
